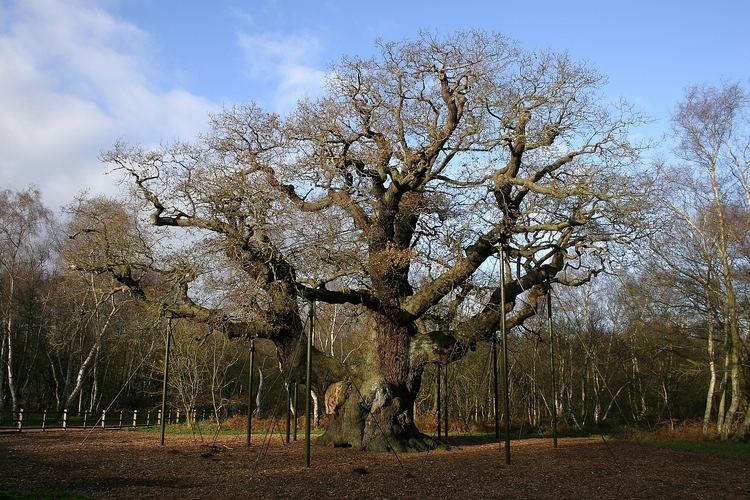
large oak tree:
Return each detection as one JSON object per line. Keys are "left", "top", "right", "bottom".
{"left": 75, "top": 31, "right": 649, "bottom": 450}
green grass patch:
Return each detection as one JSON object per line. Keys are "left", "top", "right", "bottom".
{"left": 129, "top": 423, "right": 324, "bottom": 436}
{"left": 132, "top": 424, "right": 245, "bottom": 435}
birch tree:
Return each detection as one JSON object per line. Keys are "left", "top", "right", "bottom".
{"left": 655, "top": 82, "right": 749, "bottom": 439}
{"left": 0, "top": 187, "right": 53, "bottom": 413}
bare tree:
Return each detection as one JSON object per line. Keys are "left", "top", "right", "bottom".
{"left": 0, "top": 187, "right": 53, "bottom": 413}
{"left": 655, "top": 82, "right": 750, "bottom": 439}
{"left": 75, "top": 31, "right": 649, "bottom": 450}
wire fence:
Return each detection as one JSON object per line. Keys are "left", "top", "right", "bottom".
{"left": 0, "top": 408, "right": 198, "bottom": 433}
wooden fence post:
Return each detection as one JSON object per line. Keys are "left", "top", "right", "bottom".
{"left": 42, "top": 410, "right": 47, "bottom": 431}
{"left": 132, "top": 410, "right": 138, "bottom": 428}
{"left": 101, "top": 410, "right": 106, "bottom": 429}
{"left": 63, "top": 409, "right": 68, "bottom": 431}
{"left": 17, "top": 409, "right": 23, "bottom": 432}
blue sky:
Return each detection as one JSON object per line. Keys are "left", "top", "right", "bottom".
{"left": 1, "top": 0, "right": 748, "bottom": 209}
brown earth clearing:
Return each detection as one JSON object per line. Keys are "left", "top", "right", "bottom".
{"left": 1, "top": 430, "right": 748, "bottom": 499}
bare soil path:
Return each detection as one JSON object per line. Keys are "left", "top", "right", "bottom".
{"left": 1, "top": 431, "right": 748, "bottom": 499}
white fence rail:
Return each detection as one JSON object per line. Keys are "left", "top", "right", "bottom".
{"left": 0, "top": 408, "right": 197, "bottom": 433}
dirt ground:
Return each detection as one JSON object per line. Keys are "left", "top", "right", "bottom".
{"left": 1, "top": 429, "right": 749, "bottom": 499}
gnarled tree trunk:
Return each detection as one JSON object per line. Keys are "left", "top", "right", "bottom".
{"left": 319, "top": 311, "right": 431, "bottom": 451}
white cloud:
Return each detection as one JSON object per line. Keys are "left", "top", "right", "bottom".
{"left": 237, "top": 31, "right": 327, "bottom": 112}
{"left": 0, "top": 0, "right": 216, "bottom": 211}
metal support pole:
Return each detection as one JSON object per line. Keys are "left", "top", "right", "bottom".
{"left": 160, "top": 314, "right": 173, "bottom": 446}
{"left": 293, "top": 382, "right": 298, "bottom": 441}
{"left": 436, "top": 365, "right": 442, "bottom": 439}
{"left": 443, "top": 364, "right": 449, "bottom": 439}
{"left": 305, "top": 301, "right": 314, "bottom": 468}
{"left": 247, "top": 338, "right": 255, "bottom": 447}
{"left": 548, "top": 290, "right": 559, "bottom": 448}
{"left": 499, "top": 245, "right": 511, "bottom": 465}
{"left": 492, "top": 331, "right": 500, "bottom": 440}
{"left": 285, "top": 383, "right": 291, "bottom": 443}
